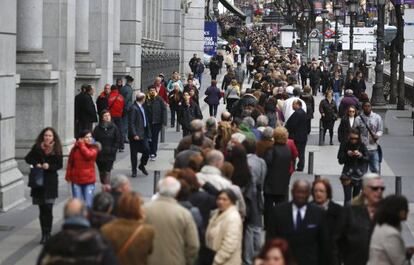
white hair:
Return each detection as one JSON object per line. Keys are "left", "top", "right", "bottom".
{"left": 256, "top": 115, "right": 269, "bottom": 127}
{"left": 362, "top": 173, "right": 382, "bottom": 187}
{"left": 111, "top": 175, "right": 129, "bottom": 190}
{"left": 231, "top": 132, "right": 246, "bottom": 143}
{"left": 158, "top": 177, "right": 181, "bottom": 198}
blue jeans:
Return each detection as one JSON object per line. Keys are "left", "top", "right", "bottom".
{"left": 368, "top": 150, "right": 380, "bottom": 173}
{"left": 333, "top": 92, "right": 341, "bottom": 108}
{"left": 243, "top": 225, "right": 262, "bottom": 265}
{"left": 196, "top": 73, "right": 202, "bottom": 86}
{"left": 71, "top": 183, "right": 95, "bottom": 208}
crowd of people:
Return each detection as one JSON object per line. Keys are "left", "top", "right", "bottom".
{"left": 23, "top": 19, "right": 410, "bottom": 265}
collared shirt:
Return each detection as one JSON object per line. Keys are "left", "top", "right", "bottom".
{"left": 349, "top": 117, "right": 355, "bottom": 127}
{"left": 138, "top": 103, "right": 147, "bottom": 128}
{"left": 292, "top": 203, "right": 307, "bottom": 228}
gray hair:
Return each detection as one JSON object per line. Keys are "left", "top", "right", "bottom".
{"left": 231, "top": 132, "right": 247, "bottom": 143}
{"left": 262, "top": 127, "right": 274, "bottom": 140}
{"left": 242, "top": 116, "right": 255, "bottom": 129}
{"left": 158, "top": 176, "right": 181, "bottom": 197}
{"left": 111, "top": 175, "right": 129, "bottom": 190}
{"left": 205, "top": 150, "right": 224, "bottom": 166}
{"left": 362, "top": 173, "right": 382, "bottom": 187}
{"left": 190, "top": 119, "right": 204, "bottom": 132}
{"left": 63, "top": 198, "right": 87, "bottom": 219}
{"left": 345, "top": 89, "right": 353, "bottom": 95}
{"left": 205, "top": 117, "right": 217, "bottom": 129}
{"left": 256, "top": 115, "right": 269, "bottom": 127}
{"left": 92, "top": 192, "right": 114, "bottom": 213}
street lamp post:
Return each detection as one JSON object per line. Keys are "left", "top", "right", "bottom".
{"left": 347, "top": 0, "right": 358, "bottom": 74}
{"left": 321, "top": 9, "right": 329, "bottom": 62}
{"left": 292, "top": 10, "right": 297, "bottom": 49}
{"left": 371, "top": 0, "right": 386, "bottom": 106}
{"left": 303, "top": 9, "right": 310, "bottom": 60}
{"left": 334, "top": 5, "right": 341, "bottom": 63}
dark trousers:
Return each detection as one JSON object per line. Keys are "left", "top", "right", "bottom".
{"left": 170, "top": 108, "right": 176, "bottom": 126}
{"left": 241, "top": 54, "right": 245, "bottom": 63}
{"left": 150, "top": 123, "right": 162, "bottom": 156}
{"left": 130, "top": 139, "right": 150, "bottom": 173}
{"left": 311, "top": 83, "right": 319, "bottom": 96}
{"left": 342, "top": 179, "right": 362, "bottom": 205}
{"left": 211, "top": 73, "right": 218, "bottom": 80}
{"left": 301, "top": 76, "right": 307, "bottom": 88}
{"left": 39, "top": 203, "right": 53, "bottom": 233}
{"left": 295, "top": 141, "right": 307, "bottom": 171}
{"left": 209, "top": 104, "right": 218, "bottom": 117}
{"left": 75, "top": 120, "right": 92, "bottom": 139}
{"left": 264, "top": 194, "right": 288, "bottom": 230}
{"left": 112, "top": 117, "right": 124, "bottom": 150}
{"left": 183, "top": 129, "right": 191, "bottom": 137}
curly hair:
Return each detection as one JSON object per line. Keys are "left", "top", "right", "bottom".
{"left": 273, "top": 126, "right": 288, "bottom": 145}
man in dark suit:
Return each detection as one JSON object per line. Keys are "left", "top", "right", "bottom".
{"left": 266, "top": 180, "right": 330, "bottom": 265}
{"left": 285, "top": 99, "right": 308, "bottom": 171}
{"left": 74, "top": 84, "right": 97, "bottom": 138}
{"left": 128, "top": 92, "right": 151, "bottom": 177}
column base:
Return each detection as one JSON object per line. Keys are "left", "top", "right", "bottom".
{"left": 0, "top": 158, "right": 25, "bottom": 212}
{"left": 113, "top": 53, "right": 131, "bottom": 81}
{"left": 75, "top": 52, "right": 102, "bottom": 89}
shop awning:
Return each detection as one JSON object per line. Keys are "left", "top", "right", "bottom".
{"left": 219, "top": 0, "right": 246, "bottom": 20}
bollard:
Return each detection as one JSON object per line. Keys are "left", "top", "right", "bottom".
{"left": 395, "top": 176, "right": 402, "bottom": 195}
{"left": 174, "top": 148, "right": 178, "bottom": 158}
{"left": 153, "top": 170, "right": 161, "bottom": 194}
{"left": 318, "top": 119, "right": 324, "bottom": 146}
{"left": 308, "top": 151, "right": 314, "bottom": 175}
{"left": 314, "top": 174, "right": 321, "bottom": 181}
{"left": 160, "top": 125, "right": 165, "bottom": 143}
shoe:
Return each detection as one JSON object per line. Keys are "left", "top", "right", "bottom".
{"left": 296, "top": 168, "right": 304, "bottom": 172}
{"left": 124, "top": 139, "right": 129, "bottom": 144}
{"left": 138, "top": 164, "right": 148, "bottom": 175}
{"left": 171, "top": 124, "right": 175, "bottom": 128}
{"left": 119, "top": 148, "right": 124, "bottom": 153}
{"left": 40, "top": 233, "right": 46, "bottom": 244}
{"left": 150, "top": 155, "right": 156, "bottom": 161}
{"left": 330, "top": 141, "right": 334, "bottom": 145}
{"left": 131, "top": 172, "right": 137, "bottom": 178}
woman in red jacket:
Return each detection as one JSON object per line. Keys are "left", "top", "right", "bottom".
{"left": 65, "top": 130, "right": 99, "bottom": 208}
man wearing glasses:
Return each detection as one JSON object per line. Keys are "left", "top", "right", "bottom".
{"left": 334, "top": 173, "right": 385, "bottom": 265}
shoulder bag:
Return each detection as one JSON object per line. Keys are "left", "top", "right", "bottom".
{"left": 28, "top": 167, "right": 44, "bottom": 188}
{"left": 117, "top": 225, "right": 144, "bottom": 257}
{"left": 360, "top": 117, "right": 382, "bottom": 163}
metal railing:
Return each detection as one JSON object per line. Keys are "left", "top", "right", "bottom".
{"left": 141, "top": 52, "right": 180, "bottom": 91}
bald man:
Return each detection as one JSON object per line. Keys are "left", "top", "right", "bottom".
{"left": 266, "top": 180, "right": 330, "bottom": 265}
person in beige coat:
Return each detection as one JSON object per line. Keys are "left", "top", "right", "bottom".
{"left": 145, "top": 177, "right": 200, "bottom": 265}
{"left": 368, "top": 195, "right": 414, "bottom": 265}
{"left": 206, "top": 189, "right": 243, "bottom": 265}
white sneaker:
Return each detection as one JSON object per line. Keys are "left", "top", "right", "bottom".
{"left": 150, "top": 155, "right": 156, "bottom": 161}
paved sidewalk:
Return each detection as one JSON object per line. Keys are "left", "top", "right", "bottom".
{"left": 1, "top": 68, "right": 414, "bottom": 264}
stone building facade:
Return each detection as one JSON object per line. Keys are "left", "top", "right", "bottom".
{"left": 0, "top": 0, "right": 205, "bottom": 211}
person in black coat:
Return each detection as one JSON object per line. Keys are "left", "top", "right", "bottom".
{"left": 74, "top": 84, "right": 98, "bottom": 138}
{"left": 128, "top": 92, "right": 151, "bottom": 177}
{"left": 300, "top": 85, "right": 315, "bottom": 134}
{"left": 311, "top": 179, "right": 343, "bottom": 263}
{"left": 320, "top": 67, "right": 331, "bottom": 95}
{"left": 319, "top": 90, "right": 338, "bottom": 145}
{"left": 266, "top": 180, "right": 330, "bottom": 265}
{"left": 309, "top": 65, "right": 321, "bottom": 96}
{"left": 178, "top": 91, "right": 203, "bottom": 137}
{"left": 337, "top": 105, "right": 358, "bottom": 144}
{"left": 285, "top": 100, "right": 308, "bottom": 171}
{"left": 25, "top": 127, "right": 63, "bottom": 244}
{"left": 209, "top": 57, "right": 220, "bottom": 81}
{"left": 337, "top": 129, "right": 369, "bottom": 205}
{"left": 37, "top": 199, "right": 120, "bottom": 265}
{"left": 298, "top": 62, "right": 310, "bottom": 88}
{"left": 350, "top": 70, "right": 366, "bottom": 100}
{"left": 264, "top": 127, "right": 293, "bottom": 230}
{"left": 96, "top": 84, "right": 110, "bottom": 116}
{"left": 146, "top": 86, "right": 167, "bottom": 160}
{"left": 93, "top": 110, "right": 120, "bottom": 185}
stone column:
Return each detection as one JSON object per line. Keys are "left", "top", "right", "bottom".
{"left": 120, "top": 0, "right": 143, "bottom": 87}
{"left": 89, "top": 0, "right": 114, "bottom": 89}
{"left": 16, "top": 0, "right": 59, "bottom": 170}
{"left": 43, "top": 0, "right": 78, "bottom": 153}
{"left": 0, "top": 0, "right": 25, "bottom": 211}
{"left": 113, "top": 0, "right": 130, "bottom": 81}
{"left": 75, "top": 0, "right": 101, "bottom": 94}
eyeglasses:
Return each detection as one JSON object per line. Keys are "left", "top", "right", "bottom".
{"left": 350, "top": 137, "right": 359, "bottom": 140}
{"left": 349, "top": 110, "right": 355, "bottom": 113}
{"left": 369, "top": 186, "right": 385, "bottom": 192}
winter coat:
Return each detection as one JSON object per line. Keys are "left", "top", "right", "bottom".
{"left": 319, "top": 98, "right": 338, "bottom": 122}
{"left": 146, "top": 95, "right": 167, "bottom": 125}
{"left": 351, "top": 79, "right": 366, "bottom": 100}
{"left": 96, "top": 92, "right": 109, "bottom": 116}
{"left": 120, "top": 84, "right": 133, "bottom": 112}
{"left": 300, "top": 93, "right": 315, "bottom": 119}
{"left": 108, "top": 90, "right": 125, "bottom": 118}
{"left": 101, "top": 219, "right": 155, "bottom": 265}
{"left": 128, "top": 102, "right": 151, "bottom": 140}
{"left": 25, "top": 144, "right": 63, "bottom": 199}
{"left": 75, "top": 92, "right": 97, "bottom": 123}
{"left": 167, "top": 79, "right": 184, "bottom": 93}
{"left": 337, "top": 140, "right": 369, "bottom": 180}
{"left": 144, "top": 196, "right": 200, "bottom": 265}
{"left": 205, "top": 85, "right": 222, "bottom": 105}
{"left": 205, "top": 206, "right": 243, "bottom": 265}
{"left": 209, "top": 60, "right": 220, "bottom": 76}
{"left": 168, "top": 90, "right": 183, "bottom": 111}
{"left": 93, "top": 122, "right": 120, "bottom": 162}
{"left": 195, "top": 62, "right": 205, "bottom": 75}
{"left": 154, "top": 84, "right": 169, "bottom": 104}
{"left": 178, "top": 101, "right": 203, "bottom": 132}
{"left": 338, "top": 95, "right": 360, "bottom": 118}
{"left": 264, "top": 144, "right": 293, "bottom": 195}
{"left": 309, "top": 69, "right": 321, "bottom": 86}
{"left": 65, "top": 141, "right": 99, "bottom": 185}
{"left": 337, "top": 116, "right": 357, "bottom": 143}
{"left": 246, "top": 153, "right": 267, "bottom": 227}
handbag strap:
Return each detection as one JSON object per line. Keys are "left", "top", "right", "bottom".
{"left": 108, "top": 94, "right": 120, "bottom": 111}
{"left": 360, "top": 116, "right": 378, "bottom": 143}
{"left": 117, "top": 224, "right": 144, "bottom": 257}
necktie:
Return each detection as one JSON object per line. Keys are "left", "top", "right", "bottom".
{"left": 295, "top": 208, "right": 302, "bottom": 231}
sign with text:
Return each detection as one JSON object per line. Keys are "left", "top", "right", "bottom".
{"left": 204, "top": 21, "right": 217, "bottom": 56}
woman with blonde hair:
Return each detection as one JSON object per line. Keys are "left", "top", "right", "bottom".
{"left": 263, "top": 127, "right": 297, "bottom": 229}
{"left": 101, "top": 192, "right": 154, "bottom": 265}
{"left": 224, "top": 79, "right": 240, "bottom": 112}
{"left": 215, "top": 121, "right": 233, "bottom": 154}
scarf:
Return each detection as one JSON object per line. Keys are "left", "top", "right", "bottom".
{"left": 41, "top": 141, "right": 55, "bottom": 155}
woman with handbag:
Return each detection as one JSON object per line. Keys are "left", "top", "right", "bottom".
{"left": 101, "top": 192, "right": 154, "bottom": 265}
{"left": 224, "top": 79, "right": 240, "bottom": 113}
{"left": 337, "top": 128, "right": 369, "bottom": 205}
{"left": 25, "top": 127, "right": 63, "bottom": 244}
{"left": 65, "top": 130, "right": 99, "bottom": 208}
{"left": 319, "top": 90, "right": 338, "bottom": 145}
